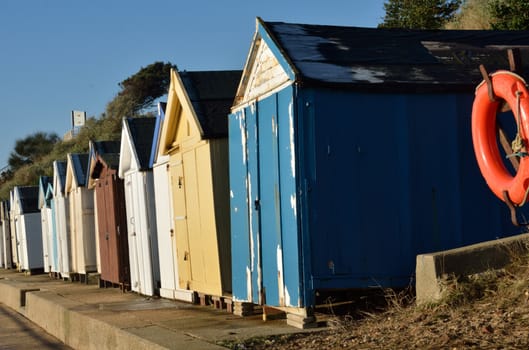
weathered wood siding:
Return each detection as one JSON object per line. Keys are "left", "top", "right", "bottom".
{"left": 95, "top": 167, "right": 130, "bottom": 286}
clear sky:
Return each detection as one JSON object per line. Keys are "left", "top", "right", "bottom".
{"left": 0, "top": 0, "right": 386, "bottom": 169}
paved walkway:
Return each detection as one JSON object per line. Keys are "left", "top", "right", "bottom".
{"left": 0, "top": 302, "right": 71, "bottom": 349}
{"left": 0, "top": 269, "right": 313, "bottom": 349}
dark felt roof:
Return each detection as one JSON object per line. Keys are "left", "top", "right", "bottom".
{"left": 69, "top": 153, "right": 89, "bottom": 186}
{"left": 55, "top": 160, "right": 67, "bottom": 194}
{"left": 17, "top": 186, "right": 39, "bottom": 214}
{"left": 125, "top": 117, "right": 156, "bottom": 170}
{"left": 39, "top": 176, "right": 52, "bottom": 192}
{"left": 92, "top": 140, "right": 121, "bottom": 168}
{"left": 180, "top": 70, "right": 241, "bottom": 138}
{"left": 263, "top": 20, "right": 529, "bottom": 91}
{"left": 88, "top": 140, "right": 121, "bottom": 180}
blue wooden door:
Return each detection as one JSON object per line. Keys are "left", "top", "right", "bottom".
{"left": 256, "top": 97, "right": 283, "bottom": 306}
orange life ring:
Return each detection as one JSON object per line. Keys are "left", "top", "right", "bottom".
{"left": 472, "top": 70, "right": 529, "bottom": 205}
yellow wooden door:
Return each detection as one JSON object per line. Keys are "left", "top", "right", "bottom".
{"left": 183, "top": 146, "right": 222, "bottom": 295}
{"left": 195, "top": 145, "right": 222, "bottom": 294}
{"left": 170, "top": 161, "right": 191, "bottom": 289}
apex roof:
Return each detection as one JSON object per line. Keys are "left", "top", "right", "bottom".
{"left": 255, "top": 18, "right": 529, "bottom": 91}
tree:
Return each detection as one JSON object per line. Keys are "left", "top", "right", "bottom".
{"left": 489, "top": 0, "right": 529, "bottom": 30}
{"left": 117, "top": 61, "right": 175, "bottom": 115}
{"left": 380, "top": 0, "right": 462, "bottom": 29}
{"left": 0, "top": 61, "right": 175, "bottom": 200}
{"left": 445, "top": 0, "right": 493, "bottom": 29}
{"left": 8, "top": 132, "right": 59, "bottom": 171}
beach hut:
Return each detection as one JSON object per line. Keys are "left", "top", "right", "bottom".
{"left": 88, "top": 140, "right": 130, "bottom": 289}
{"left": 65, "top": 153, "right": 97, "bottom": 280}
{"left": 38, "top": 176, "right": 54, "bottom": 273}
{"left": 118, "top": 116, "right": 160, "bottom": 296}
{"left": 53, "top": 160, "right": 70, "bottom": 279}
{"left": 0, "top": 201, "right": 5, "bottom": 268}
{"left": 229, "top": 19, "right": 528, "bottom": 327}
{"left": 0, "top": 202, "right": 3, "bottom": 269}
{"left": 45, "top": 181, "right": 60, "bottom": 275}
{"left": 8, "top": 191, "right": 18, "bottom": 269}
{"left": 158, "top": 69, "right": 240, "bottom": 300}
{"left": 151, "top": 103, "right": 194, "bottom": 302}
{"left": 0, "top": 200, "right": 12, "bottom": 268}
{"left": 11, "top": 186, "right": 43, "bottom": 272}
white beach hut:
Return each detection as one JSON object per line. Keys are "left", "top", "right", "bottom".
{"left": 12, "top": 186, "right": 43, "bottom": 272}
{"left": 53, "top": 160, "right": 71, "bottom": 279}
{"left": 118, "top": 116, "right": 160, "bottom": 296}
{"left": 65, "top": 153, "right": 97, "bottom": 280}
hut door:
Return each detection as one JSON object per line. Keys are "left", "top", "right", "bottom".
{"left": 238, "top": 97, "right": 285, "bottom": 306}
{"left": 170, "top": 161, "right": 192, "bottom": 289}
{"left": 255, "top": 97, "right": 285, "bottom": 306}
{"left": 70, "top": 193, "right": 79, "bottom": 272}
{"left": 125, "top": 178, "right": 140, "bottom": 291}
{"left": 96, "top": 173, "right": 123, "bottom": 284}
{"left": 96, "top": 180, "right": 112, "bottom": 281}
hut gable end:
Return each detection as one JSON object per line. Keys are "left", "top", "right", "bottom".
{"left": 66, "top": 153, "right": 89, "bottom": 192}
{"left": 160, "top": 69, "right": 241, "bottom": 155}
{"left": 242, "top": 38, "right": 291, "bottom": 103}
{"left": 53, "top": 161, "right": 67, "bottom": 197}
{"left": 119, "top": 117, "right": 156, "bottom": 178}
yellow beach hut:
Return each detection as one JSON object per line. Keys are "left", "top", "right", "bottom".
{"left": 158, "top": 69, "right": 240, "bottom": 299}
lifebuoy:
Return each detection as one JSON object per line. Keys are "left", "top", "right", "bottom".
{"left": 472, "top": 70, "right": 529, "bottom": 205}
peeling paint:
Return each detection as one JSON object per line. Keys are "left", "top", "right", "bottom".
{"left": 289, "top": 100, "right": 296, "bottom": 178}
{"left": 285, "top": 286, "right": 291, "bottom": 307}
{"left": 248, "top": 173, "right": 255, "bottom": 272}
{"left": 239, "top": 110, "right": 247, "bottom": 165}
{"left": 277, "top": 245, "right": 285, "bottom": 306}
{"left": 257, "top": 238, "right": 262, "bottom": 304}
{"left": 272, "top": 115, "right": 277, "bottom": 138}
{"left": 290, "top": 194, "right": 297, "bottom": 217}
{"left": 230, "top": 190, "right": 234, "bottom": 198}
{"left": 246, "top": 266, "right": 252, "bottom": 302}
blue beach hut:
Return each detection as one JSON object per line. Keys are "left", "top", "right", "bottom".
{"left": 229, "top": 18, "right": 529, "bottom": 327}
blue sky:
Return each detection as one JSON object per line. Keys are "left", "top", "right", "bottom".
{"left": 0, "top": 0, "right": 386, "bottom": 169}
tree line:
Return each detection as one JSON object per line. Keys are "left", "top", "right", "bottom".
{"left": 380, "top": 0, "right": 529, "bottom": 30}
{"left": 0, "top": 62, "right": 174, "bottom": 200}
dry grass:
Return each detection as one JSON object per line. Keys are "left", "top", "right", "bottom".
{"left": 223, "top": 251, "right": 529, "bottom": 349}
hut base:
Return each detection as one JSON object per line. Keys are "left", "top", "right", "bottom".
{"left": 98, "top": 278, "right": 130, "bottom": 292}
{"left": 233, "top": 302, "right": 319, "bottom": 329}
{"left": 23, "top": 268, "right": 44, "bottom": 276}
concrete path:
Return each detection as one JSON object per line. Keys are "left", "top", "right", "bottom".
{"left": 0, "top": 302, "right": 71, "bottom": 349}
{"left": 0, "top": 269, "right": 311, "bottom": 349}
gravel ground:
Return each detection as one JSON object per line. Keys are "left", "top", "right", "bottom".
{"left": 221, "top": 262, "right": 529, "bottom": 349}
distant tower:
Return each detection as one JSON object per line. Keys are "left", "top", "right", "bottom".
{"left": 64, "top": 110, "right": 86, "bottom": 140}
{"left": 71, "top": 110, "right": 86, "bottom": 136}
